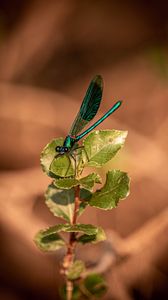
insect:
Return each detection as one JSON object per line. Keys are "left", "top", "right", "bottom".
{"left": 54, "top": 75, "right": 122, "bottom": 174}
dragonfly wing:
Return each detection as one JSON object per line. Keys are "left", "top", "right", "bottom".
{"left": 69, "top": 75, "right": 103, "bottom": 136}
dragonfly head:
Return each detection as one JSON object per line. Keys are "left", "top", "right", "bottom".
{"left": 55, "top": 145, "right": 69, "bottom": 155}
{"left": 55, "top": 136, "right": 76, "bottom": 156}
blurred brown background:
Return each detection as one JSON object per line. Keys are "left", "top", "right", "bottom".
{"left": 0, "top": 1, "right": 168, "bottom": 299}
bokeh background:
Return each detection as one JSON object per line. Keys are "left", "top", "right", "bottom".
{"left": 0, "top": 1, "right": 168, "bottom": 299}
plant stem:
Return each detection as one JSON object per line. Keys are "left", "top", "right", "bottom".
{"left": 66, "top": 280, "right": 73, "bottom": 300}
{"left": 73, "top": 185, "right": 80, "bottom": 224}
{"left": 63, "top": 185, "right": 81, "bottom": 300}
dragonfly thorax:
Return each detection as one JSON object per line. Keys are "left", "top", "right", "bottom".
{"left": 55, "top": 135, "right": 76, "bottom": 155}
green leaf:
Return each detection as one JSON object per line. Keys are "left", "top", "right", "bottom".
{"left": 67, "top": 260, "right": 85, "bottom": 280}
{"left": 77, "top": 227, "right": 106, "bottom": 244}
{"left": 45, "top": 184, "right": 90, "bottom": 223}
{"left": 54, "top": 173, "right": 102, "bottom": 191}
{"left": 50, "top": 155, "right": 74, "bottom": 177}
{"left": 80, "top": 188, "right": 92, "bottom": 202}
{"left": 89, "top": 170, "right": 130, "bottom": 210}
{"left": 54, "top": 178, "right": 79, "bottom": 189}
{"left": 40, "top": 138, "right": 62, "bottom": 177}
{"left": 34, "top": 229, "right": 66, "bottom": 252}
{"left": 40, "top": 138, "right": 74, "bottom": 178}
{"left": 81, "top": 273, "right": 107, "bottom": 298}
{"left": 36, "top": 224, "right": 101, "bottom": 239}
{"left": 83, "top": 130, "right": 127, "bottom": 167}
{"left": 59, "top": 284, "right": 81, "bottom": 300}
{"left": 63, "top": 224, "right": 99, "bottom": 235}
{"left": 79, "top": 173, "right": 102, "bottom": 190}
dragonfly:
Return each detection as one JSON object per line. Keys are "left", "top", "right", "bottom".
{"left": 54, "top": 75, "right": 122, "bottom": 173}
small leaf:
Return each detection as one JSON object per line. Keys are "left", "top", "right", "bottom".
{"left": 89, "top": 170, "right": 130, "bottom": 210}
{"left": 36, "top": 224, "right": 101, "bottom": 238}
{"left": 77, "top": 234, "right": 96, "bottom": 244}
{"left": 83, "top": 130, "right": 128, "bottom": 167}
{"left": 34, "top": 229, "right": 66, "bottom": 252}
{"left": 94, "top": 227, "right": 106, "bottom": 243}
{"left": 59, "top": 284, "right": 81, "bottom": 300}
{"left": 81, "top": 273, "right": 107, "bottom": 298}
{"left": 64, "top": 224, "right": 99, "bottom": 235}
{"left": 54, "top": 178, "right": 79, "bottom": 189}
{"left": 45, "top": 184, "right": 89, "bottom": 223}
{"left": 54, "top": 173, "right": 102, "bottom": 191}
{"left": 67, "top": 260, "right": 85, "bottom": 280}
{"left": 40, "top": 138, "right": 74, "bottom": 178}
{"left": 77, "top": 227, "right": 106, "bottom": 244}
{"left": 79, "top": 173, "right": 102, "bottom": 190}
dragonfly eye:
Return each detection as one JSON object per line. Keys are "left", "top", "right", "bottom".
{"left": 55, "top": 146, "right": 60, "bottom": 152}
{"left": 64, "top": 147, "right": 69, "bottom": 152}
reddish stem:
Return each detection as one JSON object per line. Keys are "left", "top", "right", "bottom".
{"left": 73, "top": 185, "right": 80, "bottom": 224}
{"left": 63, "top": 185, "right": 81, "bottom": 300}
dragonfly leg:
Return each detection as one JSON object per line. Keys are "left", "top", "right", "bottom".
{"left": 49, "top": 153, "right": 61, "bottom": 171}
{"left": 64, "top": 155, "right": 72, "bottom": 177}
{"left": 74, "top": 145, "right": 89, "bottom": 163}
{"left": 83, "top": 148, "right": 89, "bottom": 162}
{"left": 54, "top": 153, "right": 61, "bottom": 159}
{"left": 49, "top": 153, "right": 72, "bottom": 177}
{"left": 70, "top": 153, "right": 77, "bottom": 176}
